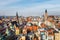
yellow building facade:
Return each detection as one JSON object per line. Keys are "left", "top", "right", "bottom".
{"left": 55, "top": 31, "right": 60, "bottom": 40}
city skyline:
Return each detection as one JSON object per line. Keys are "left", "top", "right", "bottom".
{"left": 0, "top": 0, "right": 60, "bottom": 16}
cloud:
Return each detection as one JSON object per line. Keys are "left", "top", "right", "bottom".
{"left": 0, "top": 0, "right": 21, "bottom": 7}
{"left": 0, "top": 4, "right": 60, "bottom": 16}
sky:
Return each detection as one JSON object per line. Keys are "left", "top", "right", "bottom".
{"left": 0, "top": 0, "right": 60, "bottom": 16}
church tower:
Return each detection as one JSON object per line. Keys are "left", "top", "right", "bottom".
{"left": 44, "top": 9, "right": 48, "bottom": 21}
{"left": 16, "top": 12, "right": 19, "bottom": 25}
{"left": 16, "top": 12, "right": 18, "bottom": 20}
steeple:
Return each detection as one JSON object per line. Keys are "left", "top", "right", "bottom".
{"left": 45, "top": 9, "right": 47, "bottom": 13}
{"left": 16, "top": 12, "right": 19, "bottom": 26}
{"left": 16, "top": 12, "right": 18, "bottom": 20}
